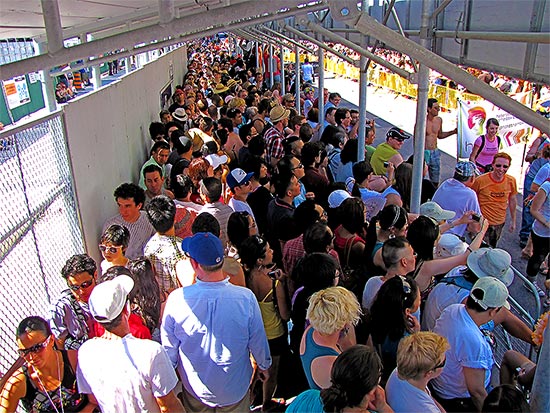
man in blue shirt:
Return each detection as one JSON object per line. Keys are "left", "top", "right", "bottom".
{"left": 161, "top": 232, "right": 272, "bottom": 412}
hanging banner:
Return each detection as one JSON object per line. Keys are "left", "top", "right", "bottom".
{"left": 457, "top": 92, "right": 532, "bottom": 158}
{"left": 3, "top": 76, "right": 31, "bottom": 109}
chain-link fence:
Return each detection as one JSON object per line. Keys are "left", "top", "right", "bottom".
{"left": 0, "top": 112, "right": 84, "bottom": 376}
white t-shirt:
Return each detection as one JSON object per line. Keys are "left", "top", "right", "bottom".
{"left": 362, "top": 276, "right": 384, "bottom": 310}
{"left": 533, "top": 163, "right": 550, "bottom": 187}
{"left": 228, "top": 197, "right": 256, "bottom": 223}
{"left": 431, "top": 304, "right": 493, "bottom": 399}
{"left": 432, "top": 179, "right": 481, "bottom": 237}
{"left": 422, "top": 266, "right": 470, "bottom": 331}
{"left": 532, "top": 181, "right": 550, "bottom": 238}
{"left": 77, "top": 334, "right": 178, "bottom": 413}
{"left": 386, "top": 369, "right": 443, "bottom": 413}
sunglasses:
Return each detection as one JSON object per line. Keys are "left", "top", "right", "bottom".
{"left": 494, "top": 164, "right": 509, "bottom": 169}
{"left": 99, "top": 244, "right": 122, "bottom": 254}
{"left": 18, "top": 335, "right": 51, "bottom": 357}
{"left": 68, "top": 279, "right": 94, "bottom": 291}
{"left": 433, "top": 357, "right": 446, "bottom": 370}
{"left": 291, "top": 163, "right": 304, "bottom": 170}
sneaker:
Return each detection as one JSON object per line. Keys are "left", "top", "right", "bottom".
{"left": 524, "top": 282, "right": 546, "bottom": 297}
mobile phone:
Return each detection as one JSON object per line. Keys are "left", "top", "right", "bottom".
{"left": 267, "top": 270, "right": 278, "bottom": 279}
{"left": 472, "top": 214, "right": 481, "bottom": 222}
{"left": 383, "top": 162, "right": 389, "bottom": 167}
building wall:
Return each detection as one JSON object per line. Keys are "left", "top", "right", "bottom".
{"left": 63, "top": 46, "right": 187, "bottom": 263}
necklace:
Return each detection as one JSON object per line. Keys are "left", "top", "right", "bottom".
{"left": 33, "top": 350, "right": 65, "bottom": 413}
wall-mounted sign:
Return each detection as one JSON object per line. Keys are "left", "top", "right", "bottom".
{"left": 3, "top": 76, "right": 30, "bottom": 109}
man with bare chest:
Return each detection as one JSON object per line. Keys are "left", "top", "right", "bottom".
{"left": 425, "top": 98, "right": 458, "bottom": 185}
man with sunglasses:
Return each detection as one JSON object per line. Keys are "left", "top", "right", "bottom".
{"left": 371, "top": 127, "right": 409, "bottom": 175}
{"left": 49, "top": 254, "right": 97, "bottom": 350}
{"left": 471, "top": 152, "right": 517, "bottom": 247}
{"left": 227, "top": 168, "right": 256, "bottom": 222}
{"left": 432, "top": 277, "right": 510, "bottom": 412}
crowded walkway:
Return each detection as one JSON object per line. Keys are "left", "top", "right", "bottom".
{"left": 1, "top": 36, "right": 549, "bottom": 413}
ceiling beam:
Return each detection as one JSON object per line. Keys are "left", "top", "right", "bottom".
{"left": 328, "top": 0, "right": 549, "bottom": 134}
{"left": 0, "top": 1, "right": 328, "bottom": 81}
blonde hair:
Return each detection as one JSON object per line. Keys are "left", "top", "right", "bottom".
{"left": 306, "top": 287, "right": 362, "bottom": 335}
{"left": 396, "top": 332, "right": 449, "bottom": 380}
{"left": 227, "top": 97, "right": 245, "bottom": 109}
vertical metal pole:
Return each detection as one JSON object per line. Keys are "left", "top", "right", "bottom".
{"left": 269, "top": 44, "right": 274, "bottom": 88}
{"left": 295, "top": 45, "right": 301, "bottom": 115}
{"left": 124, "top": 58, "right": 129, "bottom": 74}
{"left": 40, "top": 0, "right": 64, "bottom": 54}
{"left": 36, "top": 42, "right": 57, "bottom": 111}
{"left": 255, "top": 42, "right": 260, "bottom": 70}
{"left": 92, "top": 65, "right": 101, "bottom": 90}
{"left": 410, "top": 0, "right": 433, "bottom": 214}
{"left": 280, "top": 44, "right": 286, "bottom": 94}
{"left": 318, "top": 46, "right": 325, "bottom": 135}
{"left": 357, "top": 0, "right": 369, "bottom": 161}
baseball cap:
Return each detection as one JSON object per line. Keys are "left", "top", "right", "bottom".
{"left": 328, "top": 189, "right": 352, "bottom": 209}
{"left": 469, "top": 277, "right": 510, "bottom": 310}
{"left": 88, "top": 275, "right": 134, "bottom": 323}
{"left": 181, "top": 232, "right": 224, "bottom": 266}
{"left": 467, "top": 248, "right": 514, "bottom": 286}
{"left": 420, "top": 201, "right": 456, "bottom": 222}
{"left": 455, "top": 161, "right": 479, "bottom": 178}
{"left": 435, "top": 233, "right": 468, "bottom": 258}
{"left": 386, "top": 127, "right": 409, "bottom": 141}
{"left": 226, "top": 168, "right": 254, "bottom": 190}
{"left": 205, "top": 153, "right": 228, "bottom": 169}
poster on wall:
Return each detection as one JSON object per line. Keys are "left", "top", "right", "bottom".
{"left": 3, "top": 76, "right": 31, "bottom": 109}
{"left": 160, "top": 82, "right": 172, "bottom": 111}
{"left": 457, "top": 92, "right": 532, "bottom": 158}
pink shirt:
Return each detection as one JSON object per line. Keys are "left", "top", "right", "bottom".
{"left": 474, "top": 134, "right": 500, "bottom": 166}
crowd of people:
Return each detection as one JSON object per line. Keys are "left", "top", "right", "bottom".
{"left": 1, "top": 37, "right": 550, "bottom": 413}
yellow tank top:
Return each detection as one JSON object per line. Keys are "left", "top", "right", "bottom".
{"left": 258, "top": 280, "right": 285, "bottom": 340}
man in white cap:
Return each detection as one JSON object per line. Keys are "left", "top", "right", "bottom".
{"left": 76, "top": 275, "right": 183, "bottom": 413}
{"left": 423, "top": 248, "right": 533, "bottom": 346}
{"left": 432, "top": 160, "right": 482, "bottom": 238}
{"left": 432, "top": 277, "right": 510, "bottom": 412}
{"left": 162, "top": 232, "right": 271, "bottom": 412}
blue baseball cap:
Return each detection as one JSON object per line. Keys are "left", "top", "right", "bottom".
{"left": 181, "top": 232, "right": 224, "bottom": 266}
{"left": 226, "top": 168, "right": 254, "bottom": 190}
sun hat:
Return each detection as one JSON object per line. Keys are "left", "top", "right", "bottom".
{"left": 172, "top": 108, "right": 188, "bottom": 122}
{"left": 269, "top": 105, "right": 290, "bottom": 123}
{"left": 213, "top": 83, "right": 229, "bottom": 94}
{"left": 205, "top": 153, "right": 228, "bottom": 169}
{"left": 226, "top": 168, "right": 254, "bottom": 190}
{"left": 420, "top": 201, "right": 456, "bottom": 222}
{"left": 181, "top": 232, "right": 224, "bottom": 266}
{"left": 467, "top": 248, "right": 514, "bottom": 286}
{"left": 328, "top": 189, "right": 352, "bottom": 209}
{"left": 435, "top": 233, "right": 468, "bottom": 258}
{"left": 88, "top": 275, "right": 134, "bottom": 323}
{"left": 469, "top": 277, "right": 510, "bottom": 310}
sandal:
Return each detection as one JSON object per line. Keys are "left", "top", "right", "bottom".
{"left": 539, "top": 262, "right": 548, "bottom": 276}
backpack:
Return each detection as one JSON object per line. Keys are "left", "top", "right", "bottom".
{"left": 475, "top": 134, "right": 502, "bottom": 172}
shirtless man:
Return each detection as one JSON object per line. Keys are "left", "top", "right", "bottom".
{"left": 425, "top": 98, "right": 458, "bottom": 185}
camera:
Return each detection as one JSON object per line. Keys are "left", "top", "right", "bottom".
{"left": 472, "top": 214, "right": 481, "bottom": 222}
{"left": 383, "top": 162, "right": 389, "bottom": 167}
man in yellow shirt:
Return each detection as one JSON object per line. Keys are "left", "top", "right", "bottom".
{"left": 471, "top": 152, "right": 517, "bottom": 247}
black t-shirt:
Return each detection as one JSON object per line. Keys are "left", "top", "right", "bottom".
{"left": 170, "top": 158, "right": 191, "bottom": 190}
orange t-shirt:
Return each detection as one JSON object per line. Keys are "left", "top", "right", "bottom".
{"left": 471, "top": 173, "right": 517, "bottom": 225}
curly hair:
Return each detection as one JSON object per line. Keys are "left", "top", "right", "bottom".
{"left": 61, "top": 254, "right": 96, "bottom": 280}
{"left": 307, "top": 286, "right": 362, "bottom": 335}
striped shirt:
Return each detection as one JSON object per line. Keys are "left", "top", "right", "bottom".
{"left": 102, "top": 212, "right": 155, "bottom": 259}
